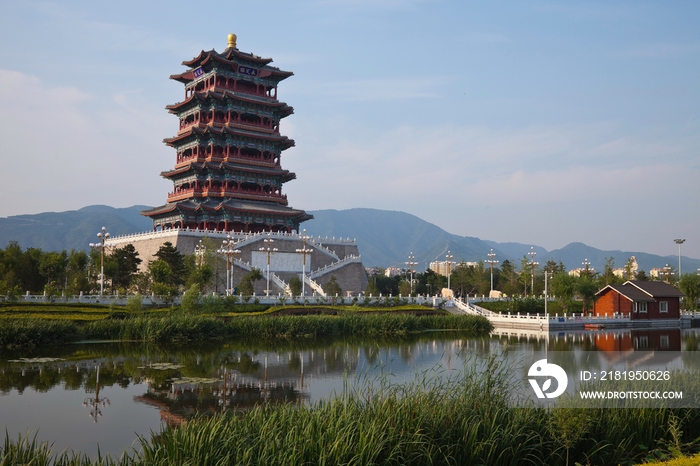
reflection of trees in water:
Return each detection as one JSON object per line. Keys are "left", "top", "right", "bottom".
{"left": 2, "top": 329, "right": 695, "bottom": 397}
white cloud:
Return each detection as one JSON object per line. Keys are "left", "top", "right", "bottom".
{"left": 285, "top": 116, "right": 700, "bottom": 256}
{"left": 0, "top": 69, "right": 171, "bottom": 217}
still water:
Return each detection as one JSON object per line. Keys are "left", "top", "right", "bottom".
{"left": 0, "top": 328, "right": 698, "bottom": 458}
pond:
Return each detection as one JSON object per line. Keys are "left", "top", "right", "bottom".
{"left": 0, "top": 327, "right": 698, "bottom": 458}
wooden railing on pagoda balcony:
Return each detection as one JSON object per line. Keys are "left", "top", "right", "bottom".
{"left": 177, "top": 118, "right": 277, "bottom": 136}
{"left": 167, "top": 187, "right": 288, "bottom": 205}
{"left": 175, "top": 153, "right": 279, "bottom": 170}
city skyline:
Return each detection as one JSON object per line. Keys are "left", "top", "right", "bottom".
{"left": 0, "top": 1, "right": 698, "bottom": 259}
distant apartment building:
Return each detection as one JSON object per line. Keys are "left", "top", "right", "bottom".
{"left": 429, "top": 260, "right": 477, "bottom": 276}
{"left": 613, "top": 256, "right": 638, "bottom": 278}
{"left": 384, "top": 267, "right": 404, "bottom": 277}
{"left": 649, "top": 265, "right": 673, "bottom": 280}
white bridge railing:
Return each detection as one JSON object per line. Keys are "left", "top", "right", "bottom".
{"left": 310, "top": 255, "right": 362, "bottom": 279}
{"left": 303, "top": 275, "right": 326, "bottom": 297}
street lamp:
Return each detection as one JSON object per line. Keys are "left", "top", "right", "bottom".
{"left": 89, "top": 227, "right": 110, "bottom": 296}
{"left": 405, "top": 252, "right": 417, "bottom": 296}
{"left": 544, "top": 270, "right": 553, "bottom": 315}
{"left": 486, "top": 249, "right": 499, "bottom": 293}
{"left": 259, "top": 233, "right": 278, "bottom": 296}
{"left": 295, "top": 229, "right": 313, "bottom": 297}
{"left": 82, "top": 364, "right": 110, "bottom": 423}
{"left": 527, "top": 247, "right": 539, "bottom": 296}
{"left": 445, "top": 251, "right": 453, "bottom": 293}
{"left": 582, "top": 258, "right": 593, "bottom": 277}
{"left": 674, "top": 239, "right": 685, "bottom": 278}
{"left": 218, "top": 235, "right": 240, "bottom": 296}
{"left": 195, "top": 239, "right": 206, "bottom": 268}
{"left": 661, "top": 264, "right": 672, "bottom": 284}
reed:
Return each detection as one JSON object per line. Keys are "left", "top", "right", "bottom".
{"left": 0, "top": 319, "right": 78, "bottom": 349}
{"left": 2, "top": 358, "right": 699, "bottom": 465}
{"left": 0, "top": 313, "right": 491, "bottom": 349}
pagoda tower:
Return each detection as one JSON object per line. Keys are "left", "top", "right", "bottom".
{"left": 142, "top": 34, "right": 312, "bottom": 233}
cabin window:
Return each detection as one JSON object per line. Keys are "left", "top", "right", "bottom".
{"left": 634, "top": 336, "right": 649, "bottom": 349}
{"left": 638, "top": 302, "right": 647, "bottom": 313}
{"left": 659, "top": 301, "right": 668, "bottom": 313}
{"left": 660, "top": 335, "right": 669, "bottom": 349}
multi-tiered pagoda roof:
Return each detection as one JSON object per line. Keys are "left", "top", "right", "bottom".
{"left": 142, "top": 34, "right": 312, "bottom": 233}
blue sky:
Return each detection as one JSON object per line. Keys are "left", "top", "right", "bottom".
{"left": 0, "top": 0, "right": 698, "bottom": 259}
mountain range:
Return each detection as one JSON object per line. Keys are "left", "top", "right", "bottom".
{"left": 1, "top": 205, "right": 698, "bottom": 274}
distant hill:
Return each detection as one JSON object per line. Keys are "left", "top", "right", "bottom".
{"left": 0, "top": 205, "right": 153, "bottom": 252}
{"left": 303, "top": 208, "right": 504, "bottom": 268}
{"left": 1, "top": 205, "right": 698, "bottom": 273}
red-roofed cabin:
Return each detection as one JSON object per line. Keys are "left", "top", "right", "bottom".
{"left": 593, "top": 280, "right": 684, "bottom": 320}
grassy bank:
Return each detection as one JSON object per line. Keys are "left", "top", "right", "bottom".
{"left": 0, "top": 313, "right": 492, "bottom": 350}
{"left": 1, "top": 357, "right": 698, "bottom": 466}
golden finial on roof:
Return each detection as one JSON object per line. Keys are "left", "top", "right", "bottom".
{"left": 227, "top": 33, "right": 237, "bottom": 49}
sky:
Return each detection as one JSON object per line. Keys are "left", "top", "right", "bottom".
{"left": 0, "top": 0, "right": 698, "bottom": 259}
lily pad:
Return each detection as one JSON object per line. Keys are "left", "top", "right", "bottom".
{"left": 170, "top": 377, "right": 220, "bottom": 385}
{"left": 8, "top": 357, "right": 65, "bottom": 363}
{"left": 138, "top": 363, "right": 186, "bottom": 370}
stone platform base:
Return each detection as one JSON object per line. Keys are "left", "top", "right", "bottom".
{"left": 106, "top": 229, "right": 368, "bottom": 295}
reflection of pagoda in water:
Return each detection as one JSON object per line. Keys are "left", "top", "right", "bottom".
{"left": 133, "top": 347, "right": 361, "bottom": 425}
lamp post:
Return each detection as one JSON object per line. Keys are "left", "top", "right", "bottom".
{"left": 82, "top": 364, "right": 110, "bottom": 423}
{"left": 527, "top": 247, "right": 539, "bottom": 296}
{"left": 89, "top": 227, "right": 110, "bottom": 297}
{"left": 295, "top": 229, "right": 313, "bottom": 297}
{"left": 260, "top": 233, "right": 278, "bottom": 296}
{"left": 674, "top": 239, "right": 685, "bottom": 278}
{"left": 218, "top": 235, "right": 240, "bottom": 296}
{"left": 661, "top": 264, "right": 672, "bottom": 284}
{"left": 445, "top": 251, "right": 453, "bottom": 293}
{"left": 195, "top": 239, "right": 206, "bottom": 268}
{"left": 405, "top": 252, "right": 417, "bottom": 295}
{"left": 544, "top": 270, "right": 553, "bottom": 315}
{"left": 486, "top": 249, "right": 499, "bottom": 293}
{"left": 582, "top": 258, "right": 593, "bottom": 277}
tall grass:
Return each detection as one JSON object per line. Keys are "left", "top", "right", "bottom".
{"left": 0, "top": 313, "right": 492, "bottom": 349}
{"left": 0, "top": 319, "right": 78, "bottom": 349}
{"left": 4, "top": 357, "right": 697, "bottom": 465}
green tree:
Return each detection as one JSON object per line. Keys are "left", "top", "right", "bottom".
{"left": 544, "top": 260, "right": 566, "bottom": 275}
{"left": 149, "top": 259, "right": 173, "bottom": 286}
{"left": 599, "top": 257, "right": 619, "bottom": 287}
{"left": 186, "top": 253, "right": 214, "bottom": 292}
{"left": 577, "top": 275, "right": 598, "bottom": 313}
{"left": 550, "top": 273, "right": 577, "bottom": 313}
{"left": 288, "top": 276, "right": 302, "bottom": 297}
{"left": 65, "top": 250, "right": 90, "bottom": 295}
{"left": 417, "top": 268, "right": 445, "bottom": 297}
{"left": 323, "top": 275, "right": 342, "bottom": 296}
{"left": 180, "top": 284, "right": 201, "bottom": 312}
{"left": 519, "top": 255, "right": 534, "bottom": 296}
{"left": 398, "top": 279, "right": 412, "bottom": 297}
{"left": 154, "top": 242, "right": 187, "bottom": 287}
{"left": 451, "top": 261, "right": 474, "bottom": 297}
{"left": 39, "top": 251, "right": 68, "bottom": 292}
{"left": 497, "top": 259, "right": 519, "bottom": 297}
{"left": 110, "top": 244, "right": 142, "bottom": 291}
{"left": 238, "top": 268, "right": 263, "bottom": 296}
{"left": 364, "top": 272, "right": 380, "bottom": 296}
{"left": 679, "top": 273, "right": 700, "bottom": 311}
